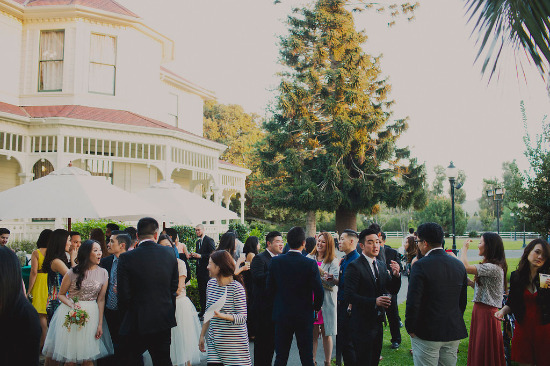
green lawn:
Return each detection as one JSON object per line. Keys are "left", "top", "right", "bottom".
{"left": 385, "top": 238, "right": 526, "bottom": 251}
{"left": 377, "top": 257, "right": 520, "bottom": 365}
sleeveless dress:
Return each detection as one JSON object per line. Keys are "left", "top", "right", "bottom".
{"left": 30, "top": 250, "right": 49, "bottom": 314}
{"left": 43, "top": 267, "right": 114, "bottom": 363}
{"left": 511, "top": 289, "right": 550, "bottom": 365}
{"left": 206, "top": 278, "right": 251, "bottom": 365}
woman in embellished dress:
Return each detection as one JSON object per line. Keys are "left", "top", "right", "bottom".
{"left": 42, "top": 240, "right": 113, "bottom": 365}
{"left": 199, "top": 250, "right": 251, "bottom": 366}
{"left": 306, "top": 232, "right": 339, "bottom": 366}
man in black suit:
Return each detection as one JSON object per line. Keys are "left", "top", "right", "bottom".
{"left": 251, "top": 231, "right": 284, "bottom": 366}
{"left": 117, "top": 217, "right": 179, "bottom": 366}
{"left": 98, "top": 231, "right": 132, "bottom": 366}
{"left": 405, "top": 222, "right": 468, "bottom": 366}
{"left": 190, "top": 224, "right": 216, "bottom": 319}
{"left": 345, "top": 227, "right": 401, "bottom": 366}
{"left": 379, "top": 232, "right": 402, "bottom": 349}
{"left": 267, "top": 226, "right": 324, "bottom": 366}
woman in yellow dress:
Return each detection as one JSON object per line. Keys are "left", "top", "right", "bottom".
{"left": 27, "top": 229, "right": 52, "bottom": 349}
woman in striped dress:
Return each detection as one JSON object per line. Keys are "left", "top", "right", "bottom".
{"left": 199, "top": 250, "right": 251, "bottom": 366}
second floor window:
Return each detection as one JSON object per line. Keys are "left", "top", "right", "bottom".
{"left": 89, "top": 33, "right": 116, "bottom": 95}
{"left": 39, "top": 30, "right": 64, "bottom": 92}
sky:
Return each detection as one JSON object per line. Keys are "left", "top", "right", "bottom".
{"left": 119, "top": 0, "right": 550, "bottom": 201}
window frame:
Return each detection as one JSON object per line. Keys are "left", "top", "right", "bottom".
{"left": 88, "top": 32, "right": 117, "bottom": 96}
{"left": 38, "top": 29, "right": 65, "bottom": 92}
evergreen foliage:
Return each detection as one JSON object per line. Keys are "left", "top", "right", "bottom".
{"left": 260, "top": 0, "right": 427, "bottom": 232}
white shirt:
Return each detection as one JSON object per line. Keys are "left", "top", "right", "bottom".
{"left": 266, "top": 249, "right": 277, "bottom": 257}
{"left": 288, "top": 249, "right": 302, "bottom": 254}
{"left": 362, "top": 253, "right": 378, "bottom": 278}
{"left": 425, "top": 247, "right": 444, "bottom": 257}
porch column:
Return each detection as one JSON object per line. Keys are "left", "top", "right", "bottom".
{"left": 239, "top": 194, "right": 246, "bottom": 224}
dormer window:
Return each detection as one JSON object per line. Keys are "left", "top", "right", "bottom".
{"left": 89, "top": 33, "right": 117, "bottom": 95}
{"left": 38, "top": 30, "right": 64, "bottom": 92}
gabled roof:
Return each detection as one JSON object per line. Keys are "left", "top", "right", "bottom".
{"left": 11, "top": 0, "right": 138, "bottom": 17}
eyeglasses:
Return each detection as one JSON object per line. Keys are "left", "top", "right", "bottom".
{"left": 414, "top": 239, "right": 424, "bottom": 245}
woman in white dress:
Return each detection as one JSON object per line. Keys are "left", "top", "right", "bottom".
{"left": 158, "top": 234, "right": 202, "bottom": 366}
{"left": 42, "top": 240, "right": 113, "bottom": 365}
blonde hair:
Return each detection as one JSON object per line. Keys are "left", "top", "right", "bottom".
{"left": 309, "top": 232, "right": 336, "bottom": 264}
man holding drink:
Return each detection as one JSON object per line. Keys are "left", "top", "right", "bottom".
{"left": 344, "top": 227, "right": 401, "bottom": 365}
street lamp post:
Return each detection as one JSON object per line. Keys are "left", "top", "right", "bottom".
{"left": 517, "top": 203, "right": 527, "bottom": 247}
{"left": 486, "top": 187, "right": 506, "bottom": 235}
{"left": 447, "top": 162, "right": 463, "bottom": 255}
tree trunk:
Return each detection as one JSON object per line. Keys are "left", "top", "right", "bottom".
{"left": 305, "top": 210, "right": 317, "bottom": 237}
{"left": 335, "top": 207, "right": 358, "bottom": 234}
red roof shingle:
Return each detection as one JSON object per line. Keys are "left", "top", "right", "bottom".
{"left": 12, "top": 0, "right": 139, "bottom": 18}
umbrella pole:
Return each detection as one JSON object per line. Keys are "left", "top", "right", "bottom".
{"left": 68, "top": 217, "right": 72, "bottom": 232}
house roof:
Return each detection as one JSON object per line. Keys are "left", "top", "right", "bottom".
{"left": 11, "top": 0, "right": 138, "bottom": 18}
{"left": 0, "top": 102, "right": 215, "bottom": 142}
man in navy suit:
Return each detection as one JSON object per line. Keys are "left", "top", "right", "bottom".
{"left": 117, "top": 217, "right": 179, "bottom": 366}
{"left": 345, "top": 227, "right": 401, "bottom": 366}
{"left": 267, "top": 226, "right": 324, "bottom": 366}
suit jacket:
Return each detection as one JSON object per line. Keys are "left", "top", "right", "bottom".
{"left": 250, "top": 250, "right": 274, "bottom": 318}
{"left": 266, "top": 251, "right": 323, "bottom": 323}
{"left": 193, "top": 235, "right": 216, "bottom": 280}
{"left": 117, "top": 240, "right": 179, "bottom": 336}
{"left": 345, "top": 255, "right": 401, "bottom": 335}
{"left": 405, "top": 249, "right": 468, "bottom": 341}
{"left": 506, "top": 270, "right": 550, "bottom": 325}
{"left": 99, "top": 255, "right": 115, "bottom": 297}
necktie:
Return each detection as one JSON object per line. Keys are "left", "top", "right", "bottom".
{"left": 197, "top": 238, "right": 202, "bottom": 252}
{"left": 107, "top": 258, "right": 118, "bottom": 310}
{"left": 373, "top": 260, "right": 381, "bottom": 291}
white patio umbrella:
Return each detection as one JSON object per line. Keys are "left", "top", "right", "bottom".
{"left": 0, "top": 165, "right": 161, "bottom": 230}
{"left": 135, "top": 180, "right": 239, "bottom": 225}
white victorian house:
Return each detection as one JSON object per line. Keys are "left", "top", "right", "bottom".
{"left": 0, "top": 0, "right": 250, "bottom": 239}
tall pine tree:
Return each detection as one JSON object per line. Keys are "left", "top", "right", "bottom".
{"left": 260, "top": 0, "right": 426, "bottom": 233}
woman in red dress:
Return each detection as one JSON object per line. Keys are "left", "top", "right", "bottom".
{"left": 495, "top": 239, "right": 550, "bottom": 366}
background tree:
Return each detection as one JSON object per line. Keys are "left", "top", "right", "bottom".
{"left": 414, "top": 198, "right": 468, "bottom": 237}
{"left": 260, "top": 0, "right": 427, "bottom": 234}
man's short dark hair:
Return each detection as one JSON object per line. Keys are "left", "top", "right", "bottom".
{"left": 359, "top": 228, "right": 378, "bottom": 244}
{"left": 111, "top": 230, "right": 125, "bottom": 236}
{"left": 164, "top": 228, "right": 178, "bottom": 243}
{"left": 0, "top": 228, "right": 10, "bottom": 235}
{"left": 286, "top": 227, "right": 305, "bottom": 249}
{"left": 137, "top": 217, "right": 159, "bottom": 237}
{"left": 380, "top": 232, "right": 386, "bottom": 241}
{"left": 69, "top": 231, "right": 81, "bottom": 238}
{"left": 106, "top": 223, "right": 120, "bottom": 231}
{"left": 114, "top": 233, "right": 131, "bottom": 251}
{"left": 342, "top": 229, "right": 358, "bottom": 239}
{"left": 409, "top": 227, "right": 415, "bottom": 234}
{"left": 124, "top": 227, "right": 137, "bottom": 241}
{"left": 367, "top": 223, "right": 381, "bottom": 234}
{"left": 416, "top": 222, "right": 444, "bottom": 247}
{"left": 266, "top": 231, "right": 282, "bottom": 245}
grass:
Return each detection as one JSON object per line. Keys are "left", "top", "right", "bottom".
{"left": 377, "top": 257, "right": 521, "bottom": 365}
{"left": 385, "top": 238, "right": 526, "bottom": 251}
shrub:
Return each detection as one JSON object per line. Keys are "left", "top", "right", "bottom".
{"left": 186, "top": 277, "right": 200, "bottom": 310}
{"left": 70, "top": 219, "right": 127, "bottom": 239}
{"left": 171, "top": 225, "right": 197, "bottom": 275}
{"left": 468, "top": 231, "right": 478, "bottom": 238}
{"left": 229, "top": 222, "right": 248, "bottom": 242}
{"left": 8, "top": 240, "right": 37, "bottom": 255}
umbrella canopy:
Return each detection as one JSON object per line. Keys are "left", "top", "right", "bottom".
{"left": 136, "top": 181, "right": 239, "bottom": 225}
{"left": 0, "top": 166, "right": 160, "bottom": 221}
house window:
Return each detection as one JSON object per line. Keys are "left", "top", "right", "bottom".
{"left": 89, "top": 33, "right": 116, "bottom": 95}
{"left": 168, "top": 93, "right": 178, "bottom": 125}
{"left": 39, "top": 30, "right": 64, "bottom": 92}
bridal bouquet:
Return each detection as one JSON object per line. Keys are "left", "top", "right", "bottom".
{"left": 63, "top": 297, "right": 89, "bottom": 331}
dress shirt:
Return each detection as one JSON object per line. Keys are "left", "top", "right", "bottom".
{"left": 266, "top": 249, "right": 277, "bottom": 257}
{"left": 288, "top": 249, "right": 303, "bottom": 254}
{"left": 338, "top": 250, "right": 359, "bottom": 301}
{"left": 362, "top": 253, "right": 378, "bottom": 279}
{"left": 425, "top": 247, "right": 444, "bottom": 257}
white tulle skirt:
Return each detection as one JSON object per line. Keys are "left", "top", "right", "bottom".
{"left": 43, "top": 301, "right": 114, "bottom": 363}
{"left": 143, "top": 295, "right": 204, "bottom": 366}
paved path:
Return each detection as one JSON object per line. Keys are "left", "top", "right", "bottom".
{"left": 196, "top": 249, "right": 525, "bottom": 365}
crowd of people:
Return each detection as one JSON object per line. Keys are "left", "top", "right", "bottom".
{"left": 1, "top": 219, "right": 550, "bottom": 366}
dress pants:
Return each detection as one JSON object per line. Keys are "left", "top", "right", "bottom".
{"left": 197, "top": 274, "right": 208, "bottom": 317}
{"left": 120, "top": 329, "right": 172, "bottom": 366}
{"left": 335, "top": 301, "right": 356, "bottom": 366}
{"left": 274, "top": 319, "right": 314, "bottom": 366}
{"left": 254, "top": 316, "right": 276, "bottom": 366}
{"left": 387, "top": 296, "right": 401, "bottom": 344}
{"left": 97, "top": 308, "right": 129, "bottom": 366}
{"left": 411, "top": 336, "right": 460, "bottom": 366}
{"left": 352, "top": 322, "right": 383, "bottom": 366}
